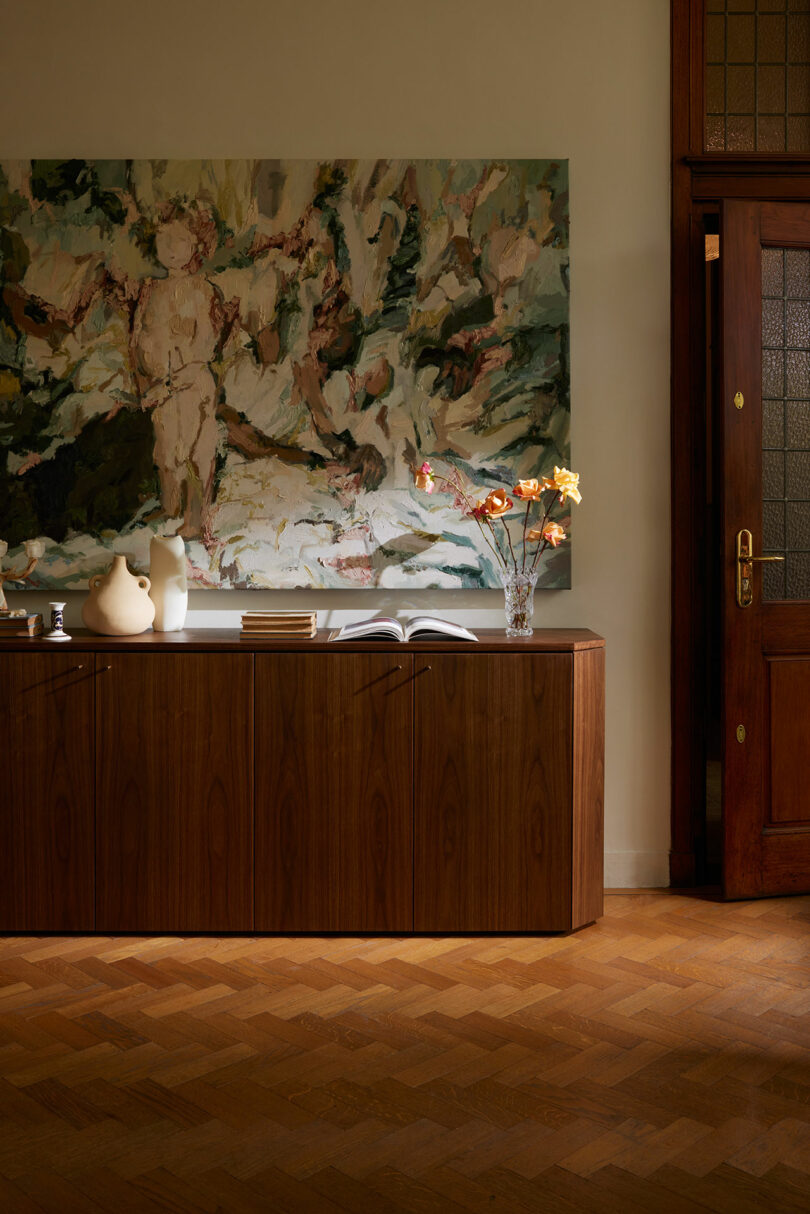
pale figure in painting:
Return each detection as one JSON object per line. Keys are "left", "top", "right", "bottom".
{"left": 7, "top": 197, "right": 325, "bottom": 548}
{"left": 130, "top": 215, "right": 225, "bottom": 540}
{"left": 8, "top": 201, "right": 235, "bottom": 543}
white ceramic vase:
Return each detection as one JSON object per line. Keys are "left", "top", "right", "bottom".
{"left": 149, "top": 535, "right": 187, "bottom": 632}
{"left": 82, "top": 555, "right": 155, "bottom": 636}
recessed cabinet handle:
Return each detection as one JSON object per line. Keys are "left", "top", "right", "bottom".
{"left": 74, "top": 664, "right": 85, "bottom": 671}
{"left": 102, "top": 664, "right": 112, "bottom": 671}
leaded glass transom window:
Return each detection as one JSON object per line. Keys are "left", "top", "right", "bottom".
{"left": 706, "top": 1, "right": 810, "bottom": 152}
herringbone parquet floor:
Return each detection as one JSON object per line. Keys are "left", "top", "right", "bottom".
{"left": 2, "top": 891, "right": 810, "bottom": 1212}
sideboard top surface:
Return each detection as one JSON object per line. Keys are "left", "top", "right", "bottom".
{"left": 0, "top": 628, "right": 604, "bottom": 653}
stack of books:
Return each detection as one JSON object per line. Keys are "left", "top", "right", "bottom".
{"left": 0, "top": 611, "right": 43, "bottom": 638}
{"left": 240, "top": 610, "right": 317, "bottom": 639}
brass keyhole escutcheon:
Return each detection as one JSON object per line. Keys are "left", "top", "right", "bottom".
{"left": 736, "top": 724, "right": 746, "bottom": 743}
{"left": 734, "top": 391, "right": 744, "bottom": 410}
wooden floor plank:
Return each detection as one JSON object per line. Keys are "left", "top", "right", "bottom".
{"left": 0, "top": 891, "right": 809, "bottom": 1209}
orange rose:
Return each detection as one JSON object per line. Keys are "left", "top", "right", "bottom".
{"left": 528, "top": 521, "right": 566, "bottom": 547}
{"left": 513, "top": 478, "right": 542, "bottom": 500}
{"left": 479, "top": 488, "right": 513, "bottom": 517}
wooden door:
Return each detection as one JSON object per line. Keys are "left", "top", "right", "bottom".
{"left": 722, "top": 201, "right": 810, "bottom": 897}
{"left": 96, "top": 653, "right": 253, "bottom": 931}
{"left": 0, "top": 653, "right": 94, "bottom": 930}
{"left": 414, "top": 653, "right": 572, "bottom": 931}
{"left": 255, "top": 653, "right": 412, "bottom": 931}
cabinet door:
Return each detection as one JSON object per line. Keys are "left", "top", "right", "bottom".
{"left": 415, "top": 654, "right": 573, "bottom": 932}
{"left": 255, "top": 654, "right": 413, "bottom": 931}
{"left": 0, "top": 653, "right": 94, "bottom": 930}
{"left": 96, "top": 653, "right": 253, "bottom": 931}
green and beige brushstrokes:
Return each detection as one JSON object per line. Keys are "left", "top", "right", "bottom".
{"left": 0, "top": 159, "right": 570, "bottom": 589}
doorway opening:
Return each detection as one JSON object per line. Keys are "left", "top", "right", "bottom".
{"left": 671, "top": 0, "right": 810, "bottom": 893}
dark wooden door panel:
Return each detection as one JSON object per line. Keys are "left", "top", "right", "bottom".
{"left": 722, "top": 201, "right": 810, "bottom": 896}
{"left": 414, "top": 654, "right": 573, "bottom": 932}
{"left": 95, "top": 654, "right": 253, "bottom": 932}
{"left": 767, "top": 659, "right": 810, "bottom": 825}
{"left": 255, "top": 654, "right": 412, "bottom": 932}
{"left": 0, "top": 653, "right": 94, "bottom": 930}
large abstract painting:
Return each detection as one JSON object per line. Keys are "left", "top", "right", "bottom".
{"left": 0, "top": 159, "right": 570, "bottom": 588}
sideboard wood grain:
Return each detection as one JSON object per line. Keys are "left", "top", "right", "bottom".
{"left": 95, "top": 653, "right": 253, "bottom": 932}
{"left": 414, "top": 653, "right": 574, "bottom": 932}
{"left": 0, "top": 653, "right": 94, "bottom": 930}
{"left": 0, "top": 631, "right": 604, "bottom": 934}
{"left": 572, "top": 646, "right": 606, "bottom": 929}
{"left": 255, "top": 653, "right": 413, "bottom": 931}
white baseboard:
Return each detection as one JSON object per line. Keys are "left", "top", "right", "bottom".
{"left": 604, "top": 850, "right": 670, "bottom": 888}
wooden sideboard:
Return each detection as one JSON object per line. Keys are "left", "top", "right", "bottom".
{"left": 0, "top": 629, "right": 605, "bottom": 934}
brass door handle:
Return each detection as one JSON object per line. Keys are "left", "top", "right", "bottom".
{"left": 736, "top": 528, "right": 785, "bottom": 607}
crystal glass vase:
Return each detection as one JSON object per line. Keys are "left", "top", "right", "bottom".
{"left": 501, "top": 569, "right": 538, "bottom": 637}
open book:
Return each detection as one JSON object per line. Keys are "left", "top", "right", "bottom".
{"left": 328, "top": 615, "right": 478, "bottom": 643}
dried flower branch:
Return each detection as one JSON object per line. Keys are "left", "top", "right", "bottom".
{"left": 412, "top": 460, "right": 581, "bottom": 577}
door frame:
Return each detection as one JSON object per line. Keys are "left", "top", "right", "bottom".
{"left": 670, "top": 0, "right": 810, "bottom": 885}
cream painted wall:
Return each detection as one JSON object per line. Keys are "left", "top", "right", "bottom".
{"left": 2, "top": 0, "right": 671, "bottom": 887}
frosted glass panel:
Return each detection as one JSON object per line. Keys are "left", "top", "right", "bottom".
{"left": 763, "top": 398, "right": 785, "bottom": 445}
{"left": 762, "top": 244, "right": 810, "bottom": 599}
{"left": 786, "top": 352, "right": 810, "bottom": 397}
{"left": 763, "top": 298, "right": 785, "bottom": 345}
{"left": 763, "top": 348, "right": 785, "bottom": 395}
{"left": 762, "top": 247, "right": 785, "bottom": 294}
{"left": 786, "top": 249, "right": 810, "bottom": 294}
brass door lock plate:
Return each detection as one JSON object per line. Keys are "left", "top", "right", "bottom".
{"left": 737, "top": 529, "right": 754, "bottom": 608}
{"left": 736, "top": 528, "right": 784, "bottom": 607}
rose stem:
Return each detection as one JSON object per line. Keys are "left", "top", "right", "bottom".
{"left": 502, "top": 517, "right": 519, "bottom": 573}
{"left": 485, "top": 517, "right": 509, "bottom": 569}
{"left": 529, "top": 487, "right": 563, "bottom": 574}
{"left": 521, "top": 500, "right": 531, "bottom": 573}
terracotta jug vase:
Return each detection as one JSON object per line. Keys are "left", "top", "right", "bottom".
{"left": 149, "top": 535, "right": 187, "bottom": 632}
{"left": 82, "top": 555, "right": 155, "bottom": 636}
